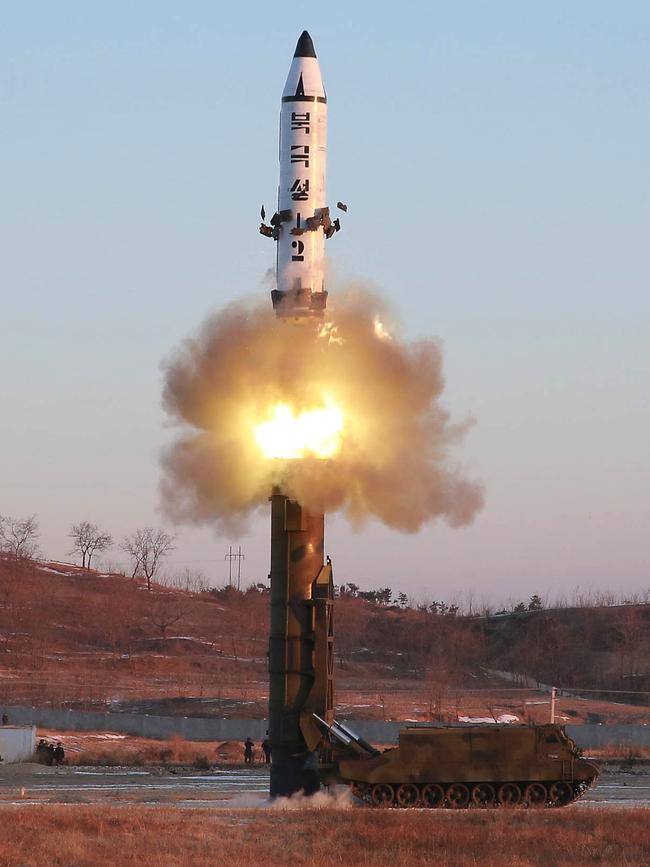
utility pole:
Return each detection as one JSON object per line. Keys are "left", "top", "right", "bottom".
{"left": 225, "top": 546, "right": 235, "bottom": 587}
{"left": 550, "top": 686, "right": 557, "bottom": 724}
{"left": 225, "top": 545, "right": 245, "bottom": 589}
{"left": 236, "top": 545, "right": 245, "bottom": 591}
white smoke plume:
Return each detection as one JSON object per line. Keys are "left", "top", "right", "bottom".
{"left": 161, "top": 286, "right": 483, "bottom": 532}
{"left": 227, "top": 788, "right": 354, "bottom": 810}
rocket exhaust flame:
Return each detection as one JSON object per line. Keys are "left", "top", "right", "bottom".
{"left": 161, "top": 288, "right": 483, "bottom": 532}
{"left": 254, "top": 400, "right": 344, "bottom": 460}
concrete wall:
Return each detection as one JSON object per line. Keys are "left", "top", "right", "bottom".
{"left": 4, "top": 707, "right": 650, "bottom": 749}
{"left": 6, "top": 707, "right": 269, "bottom": 741}
{"left": 566, "top": 724, "right": 650, "bottom": 749}
{"left": 0, "top": 726, "right": 36, "bottom": 763}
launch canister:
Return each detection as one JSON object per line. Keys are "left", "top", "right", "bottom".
{"left": 261, "top": 31, "right": 342, "bottom": 318}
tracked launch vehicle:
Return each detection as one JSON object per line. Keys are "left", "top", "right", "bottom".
{"left": 307, "top": 717, "right": 600, "bottom": 808}
{"left": 280, "top": 554, "right": 600, "bottom": 808}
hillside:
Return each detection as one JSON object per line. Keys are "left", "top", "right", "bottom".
{"left": 0, "top": 555, "right": 648, "bottom": 725}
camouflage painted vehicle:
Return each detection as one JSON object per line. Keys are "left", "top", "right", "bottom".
{"left": 314, "top": 719, "right": 599, "bottom": 808}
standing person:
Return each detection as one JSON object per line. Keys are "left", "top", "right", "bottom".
{"left": 53, "top": 742, "right": 65, "bottom": 765}
{"left": 243, "top": 737, "right": 254, "bottom": 765}
{"left": 1, "top": 713, "right": 8, "bottom": 725}
{"left": 261, "top": 737, "right": 271, "bottom": 764}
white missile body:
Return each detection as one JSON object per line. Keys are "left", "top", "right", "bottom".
{"left": 262, "top": 32, "right": 340, "bottom": 319}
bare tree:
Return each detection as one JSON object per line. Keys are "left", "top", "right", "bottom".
{"left": 121, "top": 528, "right": 175, "bottom": 590}
{"left": 149, "top": 598, "right": 185, "bottom": 639}
{"left": 0, "top": 514, "right": 39, "bottom": 560}
{"left": 122, "top": 531, "right": 145, "bottom": 580}
{"left": 68, "top": 521, "right": 113, "bottom": 570}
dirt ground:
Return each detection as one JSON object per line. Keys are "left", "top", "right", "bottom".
{"left": 0, "top": 763, "right": 648, "bottom": 808}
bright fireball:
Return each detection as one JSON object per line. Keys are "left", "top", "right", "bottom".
{"left": 254, "top": 401, "right": 344, "bottom": 460}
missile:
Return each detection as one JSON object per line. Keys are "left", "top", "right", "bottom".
{"left": 260, "top": 31, "right": 341, "bottom": 319}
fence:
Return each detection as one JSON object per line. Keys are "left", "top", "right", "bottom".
{"left": 4, "top": 706, "right": 650, "bottom": 749}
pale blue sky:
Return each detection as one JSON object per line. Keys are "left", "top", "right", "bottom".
{"left": 2, "top": 2, "right": 648, "bottom": 601}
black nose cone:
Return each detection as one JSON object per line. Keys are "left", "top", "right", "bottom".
{"left": 294, "top": 30, "right": 317, "bottom": 58}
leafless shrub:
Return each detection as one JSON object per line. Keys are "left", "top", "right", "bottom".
{"left": 163, "top": 568, "right": 208, "bottom": 593}
{"left": 148, "top": 598, "right": 185, "bottom": 639}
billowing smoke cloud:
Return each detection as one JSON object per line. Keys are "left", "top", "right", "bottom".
{"left": 161, "top": 287, "right": 483, "bottom": 533}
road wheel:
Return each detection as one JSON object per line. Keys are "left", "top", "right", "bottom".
{"left": 471, "top": 783, "right": 495, "bottom": 807}
{"left": 396, "top": 783, "right": 420, "bottom": 808}
{"left": 421, "top": 783, "right": 445, "bottom": 808}
{"left": 350, "top": 783, "right": 369, "bottom": 803}
{"left": 498, "top": 783, "right": 522, "bottom": 807}
{"left": 524, "top": 783, "right": 547, "bottom": 807}
{"left": 370, "top": 783, "right": 394, "bottom": 807}
{"left": 446, "top": 783, "right": 470, "bottom": 809}
{"left": 549, "top": 781, "right": 573, "bottom": 806}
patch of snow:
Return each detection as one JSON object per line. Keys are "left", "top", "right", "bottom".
{"left": 458, "top": 716, "right": 495, "bottom": 724}
{"left": 69, "top": 734, "right": 128, "bottom": 741}
{"left": 496, "top": 714, "right": 519, "bottom": 724}
{"left": 141, "top": 636, "right": 217, "bottom": 648}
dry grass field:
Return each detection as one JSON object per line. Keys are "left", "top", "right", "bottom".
{"left": 0, "top": 805, "right": 648, "bottom": 866}
{"left": 37, "top": 729, "right": 250, "bottom": 765}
